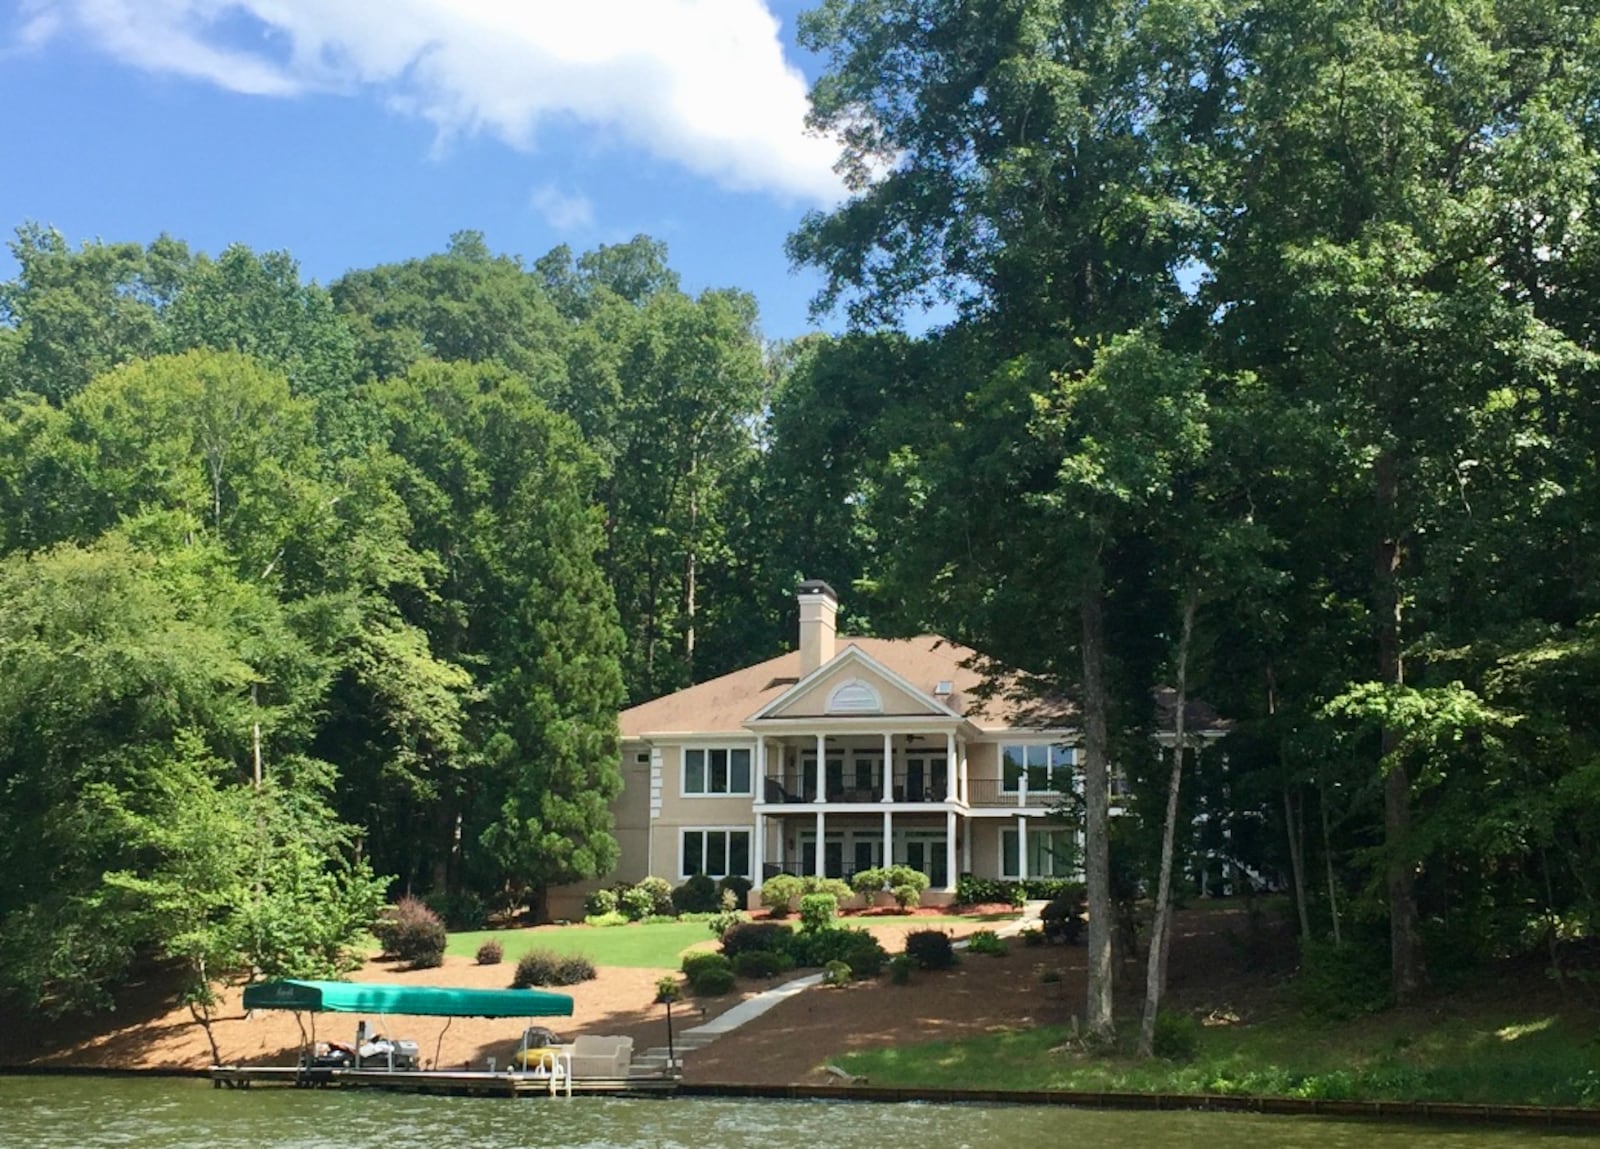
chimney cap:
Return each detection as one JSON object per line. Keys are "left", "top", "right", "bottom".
{"left": 796, "top": 580, "right": 838, "bottom": 601}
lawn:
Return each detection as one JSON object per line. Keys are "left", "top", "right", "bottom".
{"left": 445, "top": 920, "right": 718, "bottom": 968}
{"left": 836, "top": 1005, "right": 1600, "bottom": 1107}
{"left": 441, "top": 910, "right": 1019, "bottom": 970}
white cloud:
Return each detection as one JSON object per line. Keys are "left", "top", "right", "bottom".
{"left": 530, "top": 183, "right": 594, "bottom": 232}
{"left": 15, "top": 0, "right": 844, "bottom": 202}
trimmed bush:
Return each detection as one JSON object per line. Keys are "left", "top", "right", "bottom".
{"left": 618, "top": 885, "right": 655, "bottom": 921}
{"left": 1019, "top": 926, "right": 1046, "bottom": 947}
{"left": 889, "top": 954, "right": 914, "bottom": 985}
{"left": 841, "top": 933, "right": 888, "bottom": 977}
{"left": 720, "top": 921, "right": 793, "bottom": 958}
{"left": 850, "top": 867, "right": 888, "bottom": 900}
{"left": 584, "top": 887, "right": 619, "bottom": 917}
{"left": 474, "top": 939, "right": 504, "bottom": 966}
{"left": 966, "top": 929, "right": 1006, "bottom": 956}
{"left": 789, "top": 926, "right": 882, "bottom": 972}
{"left": 636, "top": 876, "right": 676, "bottom": 917}
{"left": 719, "top": 875, "right": 753, "bottom": 907}
{"left": 655, "top": 975, "right": 682, "bottom": 1003}
{"left": 373, "top": 897, "right": 447, "bottom": 969}
{"left": 904, "top": 929, "right": 957, "bottom": 970}
{"left": 799, "top": 892, "right": 838, "bottom": 932}
{"left": 681, "top": 951, "right": 733, "bottom": 979}
{"left": 760, "top": 874, "right": 803, "bottom": 917}
{"left": 731, "top": 949, "right": 791, "bottom": 979}
{"left": 688, "top": 963, "right": 736, "bottom": 996}
{"left": 672, "top": 874, "right": 719, "bottom": 915}
{"left": 584, "top": 911, "right": 630, "bottom": 928}
{"left": 800, "top": 876, "right": 853, "bottom": 901}
{"left": 513, "top": 948, "right": 597, "bottom": 987}
{"left": 822, "top": 960, "right": 852, "bottom": 986}
{"left": 708, "top": 906, "right": 749, "bottom": 938}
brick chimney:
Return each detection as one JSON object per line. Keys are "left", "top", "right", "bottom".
{"left": 796, "top": 580, "right": 838, "bottom": 676}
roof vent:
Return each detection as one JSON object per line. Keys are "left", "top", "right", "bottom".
{"left": 935, "top": 680, "right": 955, "bottom": 697}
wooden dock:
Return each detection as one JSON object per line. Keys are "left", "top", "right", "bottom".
{"left": 208, "top": 1064, "right": 676, "bottom": 1097}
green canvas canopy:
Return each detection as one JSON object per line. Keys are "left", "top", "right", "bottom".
{"left": 242, "top": 980, "right": 574, "bottom": 1018}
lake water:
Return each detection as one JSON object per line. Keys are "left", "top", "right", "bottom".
{"left": 0, "top": 1077, "right": 1589, "bottom": 1148}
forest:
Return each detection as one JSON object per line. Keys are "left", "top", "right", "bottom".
{"left": 2, "top": 0, "right": 1598, "bottom": 1031}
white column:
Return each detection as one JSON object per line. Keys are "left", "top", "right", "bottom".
{"left": 882, "top": 807, "right": 893, "bottom": 872}
{"left": 881, "top": 732, "right": 893, "bottom": 803}
{"left": 1018, "top": 816, "right": 1030, "bottom": 882}
{"left": 944, "top": 810, "right": 957, "bottom": 892}
{"left": 945, "top": 732, "right": 957, "bottom": 801}
{"left": 753, "top": 813, "right": 766, "bottom": 891}
{"left": 755, "top": 736, "right": 766, "bottom": 801}
{"left": 815, "top": 733, "right": 827, "bottom": 803}
{"left": 959, "top": 741, "right": 969, "bottom": 804}
{"left": 814, "top": 809, "right": 826, "bottom": 877}
{"left": 961, "top": 818, "right": 973, "bottom": 874}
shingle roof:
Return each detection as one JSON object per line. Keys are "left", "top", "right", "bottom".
{"left": 619, "top": 636, "right": 1077, "bottom": 738}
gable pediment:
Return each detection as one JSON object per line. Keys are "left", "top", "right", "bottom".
{"left": 747, "top": 645, "right": 959, "bottom": 723}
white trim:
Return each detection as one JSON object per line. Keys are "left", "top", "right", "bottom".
{"left": 677, "top": 825, "right": 754, "bottom": 880}
{"left": 746, "top": 645, "right": 967, "bottom": 723}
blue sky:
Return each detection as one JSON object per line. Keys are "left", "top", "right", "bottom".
{"left": 0, "top": 0, "right": 851, "bottom": 341}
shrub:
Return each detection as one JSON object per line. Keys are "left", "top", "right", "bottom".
{"left": 822, "top": 960, "right": 852, "bottom": 987}
{"left": 688, "top": 963, "right": 735, "bottom": 996}
{"left": 584, "top": 887, "right": 619, "bottom": 917}
{"left": 474, "top": 939, "right": 504, "bottom": 966}
{"left": 708, "top": 906, "right": 749, "bottom": 938}
{"left": 681, "top": 951, "right": 733, "bottom": 980}
{"left": 760, "top": 874, "right": 804, "bottom": 918}
{"left": 789, "top": 926, "right": 882, "bottom": 972}
{"left": 618, "top": 884, "right": 655, "bottom": 921}
{"left": 719, "top": 875, "right": 753, "bottom": 907}
{"left": 888, "top": 954, "right": 914, "bottom": 985}
{"left": 904, "top": 929, "right": 957, "bottom": 970}
{"left": 801, "top": 876, "right": 853, "bottom": 901}
{"left": 731, "top": 949, "right": 790, "bottom": 979}
{"left": 635, "top": 876, "right": 676, "bottom": 917}
{"left": 672, "top": 874, "right": 719, "bottom": 915}
{"left": 799, "top": 893, "right": 838, "bottom": 932}
{"left": 851, "top": 867, "right": 888, "bottom": 900}
{"left": 512, "top": 948, "right": 597, "bottom": 987}
{"left": 1040, "top": 894, "right": 1086, "bottom": 944}
{"left": 1019, "top": 927, "right": 1046, "bottom": 948}
{"left": 720, "top": 921, "right": 793, "bottom": 958}
{"left": 954, "top": 875, "right": 1010, "bottom": 906}
{"left": 966, "top": 929, "right": 1007, "bottom": 956}
{"left": 654, "top": 975, "right": 682, "bottom": 1003}
{"left": 1293, "top": 938, "right": 1392, "bottom": 1020}
{"left": 423, "top": 890, "right": 488, "bottom": 931}
{"left": 841, "top": 932, "right": 888, "bottom": 977}
{"left": 1152, "top": 1012, "right": 1201, "bottom": 1061}
{"left": 584, "top": 911, "right": 630, "bottom": 928}
{"left": 373, "top": 897, "right": 446, "bottom": 969}
{"left": 890, "top": 884, "right": 922, "bottom": 911}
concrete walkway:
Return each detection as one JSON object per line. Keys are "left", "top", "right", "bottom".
{"left": 630, "top": 903, "right": 1047, "bottom": 1076}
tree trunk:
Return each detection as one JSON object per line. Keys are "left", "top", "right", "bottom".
{"left": 1138, "top": 585, "right": 1196, "bottom": 1057}
{"left": 684, "top": 450, "right": 698, "bottom": 681}
{"left": 1376, "top": 450, "right": 1425, "bottom": 1002}
{"left": 1080, "top": 561, "right": 1115, "bottom": 1040}
{"left": 1284, "top": 787, "right": 1311, "bottom": 941}
{"left": 1319, "top": 780, "right": 1342, "bottom": 945}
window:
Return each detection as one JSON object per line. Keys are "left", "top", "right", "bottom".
{"left": 681, "top": 829, "right": 751, "bottom": 879}
{"left": 1001, "top": 827, "right": 1076, "bottom": 879}
{"left": 1001, "top": 744, "right": 1076, "bottom": 793}
{"left": 683, "top": 747, "right": 752, "bottom": 796}
{"left": 827, "top": 679, "right": 883, "bottom": 714}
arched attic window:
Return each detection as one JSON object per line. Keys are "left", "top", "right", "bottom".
{"left": 827, "top": 678, "right": 883, "bottom": 714}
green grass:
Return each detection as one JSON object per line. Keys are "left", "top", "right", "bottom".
{"left": 436, "top": 911, "right": 1017, "bottom": 971}
{"left": 444, "top": 920, "right": 718, "bottom": 969}
{"left": 836, "top": 1006, "right": 1600, "bottom": 1107}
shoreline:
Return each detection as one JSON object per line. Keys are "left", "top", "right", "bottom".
{"left": 3, "top": 1064, "right": 1598, "bottom": 1130}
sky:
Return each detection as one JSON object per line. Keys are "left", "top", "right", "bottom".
{"left": 0, "top": 0, "right": 855, "bottom": 341}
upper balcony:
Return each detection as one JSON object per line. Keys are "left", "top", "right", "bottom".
{"left": 758, "top": 765, "right": 953, "bottom": 806}
{"left": 966, "top": 777, "right": 1065, "bottom": 808}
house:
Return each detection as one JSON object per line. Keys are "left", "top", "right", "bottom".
{"left": 550, "top": 581, "right": 1222, "bottom": 917}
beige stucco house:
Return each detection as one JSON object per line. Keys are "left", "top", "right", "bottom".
{"left": 552, "top": 581, "right": 1129, "bottom": 916}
